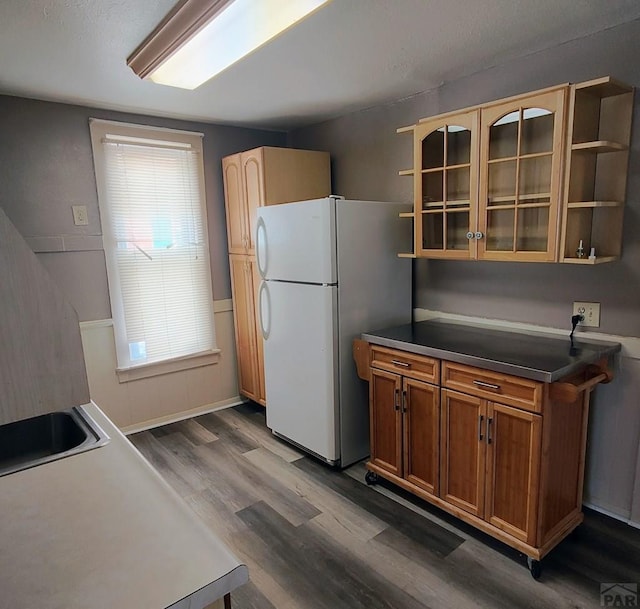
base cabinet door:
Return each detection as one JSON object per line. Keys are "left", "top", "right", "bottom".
{"left": 484, "top": 402, "right": 542, "bottom": 544}
{"left": 403, "top": 378, "right": 439, "bottom": 496}
{"left": 440, "top": 389, "right": 486, "bottom": 517}
{"left": 370, "top": 368, "right": 403, "bottom": 477}
{"left": 229, "top": 255, "right": 260, "bottom": 401}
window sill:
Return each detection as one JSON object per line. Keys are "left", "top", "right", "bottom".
{"left": 116, "top": 349, "right": 221, "bottom": 383}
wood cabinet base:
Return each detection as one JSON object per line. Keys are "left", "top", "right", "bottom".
{"left": 365, "top": 461, "right": 583, "bottom": 561}
{"left": 359, "top": 340, "right": 613, "bottom": 571}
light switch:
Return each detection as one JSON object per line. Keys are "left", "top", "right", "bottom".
{"left": 72, "top": 205, "right": 89, "bottom": 226}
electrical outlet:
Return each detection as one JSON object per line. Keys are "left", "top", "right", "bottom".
{"left": 573, "top": 302, "right": 600, "bottom": 328}
{"left": 72, "top": 205, "right": 88, "bottom": 226}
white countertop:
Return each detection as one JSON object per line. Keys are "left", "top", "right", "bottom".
{"left": 0, "top": 402, "right": 248, "bottom": 609}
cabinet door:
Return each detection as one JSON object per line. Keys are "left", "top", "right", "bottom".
{"left": 440, "top": 389, "right": 486, "bottom": 517}
{"left": 222, "top": 154, "right": 248, "bottom": 254}
{"left": 403, "top": 378, "right": 439, "bottom": 496}
{"left": 249, "top": 257, "right": 266, "bottom": 405}
{"left": 229, "top": 255, "right": 260, "bottom": 401}
{"left": 370, "top": 368, "right": 403, "bottom": 477}
{"left": 484, "top": 402, "right": 542, "bottom": 544}
{"left": 241, "top": 149, "right": 265, "bottom": 255}
{"left": 414, "top": 110, "right": 479, "bottom": 259}
{"left": 478, "top": 88, "right": 566, "bottom": 261}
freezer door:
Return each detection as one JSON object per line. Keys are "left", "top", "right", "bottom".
{"left": 260, "top": 280, "right": 339, "bottom": 462}
{"left": 256, "top": 198, "right": 336, "bottom": 284}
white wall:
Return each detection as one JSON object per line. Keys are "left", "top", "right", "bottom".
{"left": 80, "top": 300, "right": 242, "bottom": 433}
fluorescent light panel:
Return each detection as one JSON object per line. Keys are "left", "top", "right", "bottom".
{"left": 140, "top": 0, "right": 330, "bottom": 90}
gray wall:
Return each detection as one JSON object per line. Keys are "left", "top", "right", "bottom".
{"left": 290, "top": 18, "right": 640, "bottom": 338}
{"left": 0, "top": 95, "right": 286, "bottom": 321}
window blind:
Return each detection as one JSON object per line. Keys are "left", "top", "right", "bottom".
{"left": 96, "top": 128, "right": 216, "bottom": 370}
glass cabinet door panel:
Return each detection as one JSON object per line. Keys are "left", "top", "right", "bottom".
{"left": 446, "top": 167, "right": 471, "bottom": 204}
{"left": 415, "top": 109, "right": 479, "bottom": 258}
{"left": 447, "top": 126, "right": 471, "bottom": 165}
{"left": 486, "top": 209, "right": 514, "bottom": 251}
{"left": 422, "top": 130, "right": 444, "bottom": 169}
{"left": 447, "top": 212, "right": 471, "bottom": 250}
{"left": 519, "top": 155, "right": 552, "bottom": 197}
{"left": 516, "top": 207, "right": 549, "bottom": 251}
{"left": 423, "top": 214, "right": 444, "bottom": 249}
{"left": 488, "top": 160, "right": 516, "bottom": 201}
{"left": 489, "top": 111, "right": 519, "bottom": 159}
{"left": 422, "top": 171, "right": 444, "bottom": 208}
{"left": 520, "top": 109, "right": 554, "bottom": 155}
{"left": 479, "top": 87, "right": 566, "bottom": 260}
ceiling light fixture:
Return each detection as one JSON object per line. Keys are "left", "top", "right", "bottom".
{"left": 127, "top": 0, "right": 331, "bottom": 90}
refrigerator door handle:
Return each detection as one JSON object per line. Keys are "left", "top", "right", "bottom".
{"left": 258, "top": 280, "right": 271, "bottom": 340}
{"left": 256, "top": 217, "right": 268, "bottom": 279}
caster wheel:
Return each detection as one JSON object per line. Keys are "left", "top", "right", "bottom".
{"left": 365, "top": 471, "right": 379, "bottom": 485}
{"left": 527, "top": 557, "right": 542, "bottom": 580}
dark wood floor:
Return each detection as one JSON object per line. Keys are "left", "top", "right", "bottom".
{"left": 130, "top": 403, "right": 640, "bottom": 609}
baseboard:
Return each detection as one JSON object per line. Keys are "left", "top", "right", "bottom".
{"left": 121, "top": 396, "right": 246, "bottom": 435}
{"left": 583, "top": 501, "right": 639, "bottom": 529}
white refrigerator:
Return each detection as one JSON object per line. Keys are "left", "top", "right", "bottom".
{"left": 256, "top": 197, "right": 411, "bottom": 467}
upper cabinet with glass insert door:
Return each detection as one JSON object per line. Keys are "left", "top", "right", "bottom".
{"left": 414, "top": 110, "right": 480, "bottom": 259}
{"left": 398, "top": 79, "right": 632, "bottom": 263}
{"left": 478, "top": 88, "right": 567, "bottom": 261}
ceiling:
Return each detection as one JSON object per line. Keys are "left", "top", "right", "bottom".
{"left": 1, "top": 0, "right": 640, "bottom": 130}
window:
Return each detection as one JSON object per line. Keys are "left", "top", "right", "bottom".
{"left": 90, "top": 119, "right": 217, "bottom": 380}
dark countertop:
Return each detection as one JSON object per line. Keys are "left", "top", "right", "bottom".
{"left": 362, "top": 319, "right": 621, "bottom": 382}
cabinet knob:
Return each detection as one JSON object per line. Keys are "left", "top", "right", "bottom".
{"left": 466, "top": 231, "right": 474, "bottom": 240}
{"left": 474, "top": 232, "right": 484, "bottom": 240}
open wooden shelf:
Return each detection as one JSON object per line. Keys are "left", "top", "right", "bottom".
{"left": 397, "top": 252, "right": 417, "bottom": 259}
{"left": 575, "top": 76, "right": 632, "bottom": 98}
{"left": 398, "top": 212, "right": 415, "bottom": 218}
{"left": 561, "top": 76, "right": 633, "bottom": 265}
{"left": 396, "top": 125, "right": 415, "bottom": 134}
{"left": 571, "top": 140, "right": 627, "bottom": 153}
{"left": 561, "top": 256, "right": 618, "bottom": 265}
{"left": 398, "top": 169, "right": 414, "bottom": 176}
{"left": 567, "top": 201, "right": 623, "bottom": 209}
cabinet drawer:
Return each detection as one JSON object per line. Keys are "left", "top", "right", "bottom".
{"left": 442, "top": 362, "right": 542, "bottom": 413}
{"left": 370, "top": 346, "right": 439, "bottom": 384}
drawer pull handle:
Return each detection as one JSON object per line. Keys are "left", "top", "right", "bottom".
{"left": 473, "top": 380, "right": 500, "bottom": 391}
{"left": 478, "top": 414, "right": 484, "bottom": 441}
{"left": 391, "top": 359, "right": 410, "bottom": 368}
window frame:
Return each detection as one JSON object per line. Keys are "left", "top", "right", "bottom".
{"left": 89, "top": 118, "right": 219, "bottom": 382}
